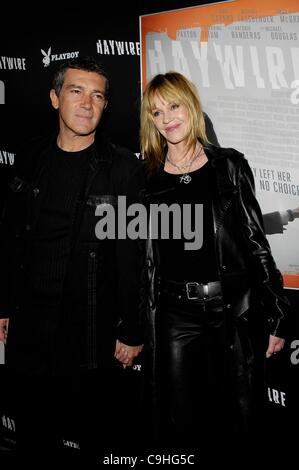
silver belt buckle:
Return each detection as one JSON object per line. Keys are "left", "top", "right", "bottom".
{"left": 186, "top": 282, "right": 209, "bottom": 300}
{"left": 203, "top": 283, "right": 209, "bottom": 298}
{"left": 186, "top": 282, "right": 200, "bottom": 300}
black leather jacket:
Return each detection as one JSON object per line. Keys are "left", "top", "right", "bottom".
{"left": 0, "top": 133, "right": 146, "bottom": 372}
{"left": 145, "top": 144, "right": 290, "bottom": 374}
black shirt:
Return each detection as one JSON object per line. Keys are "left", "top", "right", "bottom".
{"left": 29, "top": 143, "right": 91, "bottom": 303}
{"left": 152, "top": 162, "right": 219, "bottom": 283}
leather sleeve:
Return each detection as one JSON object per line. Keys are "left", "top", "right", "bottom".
{"left": 237, "top": 158, "right": 291, "bottom": 338}
{"left": 0, "top": 176, "right": 29, "bottom": 318}
{"left": 262, "top": 211, "right": 284, "bottom": 235}
{"left": 116, "top": 159, "right": 146, "bottom": 346}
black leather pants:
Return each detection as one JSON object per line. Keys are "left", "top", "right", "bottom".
{"left": 156, "top": 289, "right": 266, "bottom": 461}
{"left": 157, "top": 291, "right": 231, "bottom": 452}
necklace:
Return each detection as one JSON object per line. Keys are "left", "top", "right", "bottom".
{"left": 166, "top": 145, "right": 204, "bottom": 184}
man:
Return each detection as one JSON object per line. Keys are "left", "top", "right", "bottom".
{"left": 0, "top": 56, "right": 144, "bottom": 458}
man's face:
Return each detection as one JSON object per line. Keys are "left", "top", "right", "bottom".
{"left": 50, "top": 68, "right": 108, "bottom": 138}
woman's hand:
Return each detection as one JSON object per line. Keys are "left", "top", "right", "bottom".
{"left": 114, "top": 339, "right": 143, "bottom": 368}
{"left": 266, "top": 334, "right": 285, "bottom": 358}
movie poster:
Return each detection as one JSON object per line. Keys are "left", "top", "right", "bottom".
{"left": 140, "top": 0, "right": 299, "bottom": 288}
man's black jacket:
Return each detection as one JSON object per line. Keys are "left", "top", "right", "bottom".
{"left": 0, "top": 133, "right": 146, "bottom": 373}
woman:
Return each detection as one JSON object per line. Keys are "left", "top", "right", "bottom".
{"left": 140, "top": 72, "right": 290, "bottom": 459}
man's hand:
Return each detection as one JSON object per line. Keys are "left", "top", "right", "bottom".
{"left": 266, "top": 334, "right": 285, "bottom": 358}
{"left": 114, "top": 339, "right": 143, "bottom": 369}
{"left": 0, "top": 318, "right": 9, "bottom": 344}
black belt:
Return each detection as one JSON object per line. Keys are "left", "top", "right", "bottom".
{"left": 161, "top": 279, "right": 222, "bottom": 300}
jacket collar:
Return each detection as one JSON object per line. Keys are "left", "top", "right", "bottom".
{"left": 204, "top": 144, "right": 237, "bottom": 196}
{"left": 92, "top": 131, "right": 113, "bottom": 168}
{"left": 28, "top": 131, "right": 113, "bottom": 184}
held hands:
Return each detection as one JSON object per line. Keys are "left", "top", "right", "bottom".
{"left": 266, "top": 334, "right": 285, "bottom": 358}
{"left": 0, "top": 318, "right": 9, "bottom": 344}
{"left": 114, "top": 339, "right": 143, "bottom": 369}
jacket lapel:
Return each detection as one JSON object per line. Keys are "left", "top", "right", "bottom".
{"left": 68, "top": 134, "right": 113, "bottom": 251}
{"left": 205, "top": 145, "right": 238, "bottom": 234}
{"left": 82, "top": 134, "right": 113, "bottom": 200}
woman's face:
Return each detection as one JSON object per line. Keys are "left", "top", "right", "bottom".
{"left": 151, "top": 94, "right": 190, "bottom": 145}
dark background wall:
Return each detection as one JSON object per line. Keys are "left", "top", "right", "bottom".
{"left": 0, "top": 1, "right": 218, "bottom": 151}
{"left": 0, "top": 1, "right": 219, "bottom": 196}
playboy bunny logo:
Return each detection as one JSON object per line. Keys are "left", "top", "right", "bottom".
{"left": 41, "top": 47, "right": 51, "bottom": 67}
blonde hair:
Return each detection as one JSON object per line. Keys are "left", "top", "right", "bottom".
{"left": 140, "top": 72, "right": 208, "bottom": 173}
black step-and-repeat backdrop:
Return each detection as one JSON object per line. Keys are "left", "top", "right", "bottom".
{"left": 1, "top": 0, "right": 298, "bottom": 456}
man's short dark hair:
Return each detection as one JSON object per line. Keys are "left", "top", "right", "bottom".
{"left": 52, "top": 56, "right": 109, "bottom": 98}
